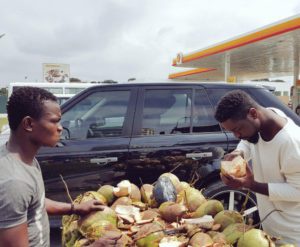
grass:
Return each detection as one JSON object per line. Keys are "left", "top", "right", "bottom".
{"left": 0, "top": 117, "right": 8, "bottom": 133}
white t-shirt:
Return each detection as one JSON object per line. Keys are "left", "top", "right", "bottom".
{"left": 237, "top": 108, "right": 300, "bottom": 245}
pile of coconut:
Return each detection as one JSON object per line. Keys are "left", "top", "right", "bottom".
{"left": 61, "top": 172, "right": 293, "bottom": 247}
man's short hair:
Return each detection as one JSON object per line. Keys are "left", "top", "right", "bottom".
{"left": 214, "top": 90, "right": 259, "bottom": 123}
{"left": 6, "top": 87, "right": 57, "bottom": 131}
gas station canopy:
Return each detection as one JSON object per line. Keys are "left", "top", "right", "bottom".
{"left": 169, "top": 14, "right": 300, "bottom": 82}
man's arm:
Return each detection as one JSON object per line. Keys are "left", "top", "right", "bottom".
{"left": 0, "top": 223, "right": 29, "bottom": 247}
{"left": 45, "top": 198, "right": 105, "bottom": 216}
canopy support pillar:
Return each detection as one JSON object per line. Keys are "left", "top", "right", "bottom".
{"left": 292, "top": 46, "right": 299, "bottom": 112}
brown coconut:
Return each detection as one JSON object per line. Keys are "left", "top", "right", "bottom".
{"left": 111, "top": 196, "right": 132, "bottom": 210}
{"left": 189, "top": 232, "right": 214, "bottom": 247}
{"left": 141, "top": 209, "right": 160, "bottom": 221}
{"left": 159, "top": 202, "right": 187, "bottom": 223}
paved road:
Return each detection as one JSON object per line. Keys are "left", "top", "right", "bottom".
{"left": 50, "top": 228, "right": 61, "bottom": 247}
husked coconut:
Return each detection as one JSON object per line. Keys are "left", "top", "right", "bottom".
{"left": 159, "top": 236, "right": 188, "bottom": 247}
{"left": 221, "top": 156, "right": 246, "bottom": 178}
{"left": 113, "top": 180, "right": 132, "bottom": 197}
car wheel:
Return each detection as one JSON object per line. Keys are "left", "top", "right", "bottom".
{"left": 203, "top": 181, "right": 260, "bottom": 225}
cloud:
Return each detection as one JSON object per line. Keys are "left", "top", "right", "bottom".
{"left": 0, "top": 0, "right": 299, "bottom": 86}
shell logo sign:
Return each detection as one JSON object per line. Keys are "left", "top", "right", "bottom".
{"left": 176, "top": 52, "right": 183, "bottom": 65}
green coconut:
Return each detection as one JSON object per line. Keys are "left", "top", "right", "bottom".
{"left": 97, "top": 185, "right": 116, "bottom": 205}
{"left": 80, "top": 191, "right": 107, "bottom": 205}
{"left": 177, "top": 187, "right": 207, "bottom": 212}
{"left": 214, "top": 210, "right": 244, "bottom": 231}
{"left": 192, "top": 199, "right": 224, "bottom": 218}
{"left": 180, "top": 181, "right": 191, "bottom": 190}
{"left": 135, "top": 222, "right": 165, "bottom": 247}
{"left": 78, "top": 207, "right": 117, "bottom": 235}
{"left": 62, "top": 220, "right": 81, "bottom": 247}
{"left": 73, "top": 238, "right": 90, "bottom": 247}
{"left": 207, "top": 231, "right": 227, "bottom": 245}
{"left": 189, "top": 232, "right": 214, "bottom": 247}
{"left": 160, "top": 173, "right": 183, "bottom": 193}
{"left": 140, "top": 184, "right": 158, "bottom": 207}
{"left": 130, "top": 183, "right": 142, "bottom": 202}
{"left": 158, "top": 201, "right": 187, "bottom": 222}
{"left": 222, "top": 223, "right": 252, "bottom": 244}
{"left": 140, "top": 184, "right": 154, "bottom": 204}
{"left": 237, "top": 229, "right": 275, "bottom": 247}
{"left": 83, "top": 221, "right": 118, "bottom": 240}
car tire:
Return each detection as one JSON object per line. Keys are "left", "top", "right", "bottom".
{"left": 203, "top": 181, "right": 260, "bottom": 225}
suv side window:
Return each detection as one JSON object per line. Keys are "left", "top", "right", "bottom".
{"left": 61, "top": 90, "right": 130, "bottom": 139}
{"left": 193, "top": 89, "right": 221, "bottom": 132}
{"left": 141, "top": 89, "right": 192, "bottom": 135}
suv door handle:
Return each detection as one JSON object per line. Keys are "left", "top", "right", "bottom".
{"left": 186, "top": 152, "right": 213, "bottom": 159}
{"left": 90, "top": 157, "right": 118, "bottom": 165}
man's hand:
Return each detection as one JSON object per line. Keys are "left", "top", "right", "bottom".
{"left": 73, "top": 199, "right": 106, "bottom": 216}
{"left": 221, "top": 164, "right": 254, "bottom": 189}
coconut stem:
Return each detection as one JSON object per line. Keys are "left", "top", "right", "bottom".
{"left": 240, "top": 189, "right": 251, "bottom": 215}
{"left": 169, "top": 162, "right": 183, "bottom": 174}
{"left": 60, "top": 174, "right": 73, "bottom": 203}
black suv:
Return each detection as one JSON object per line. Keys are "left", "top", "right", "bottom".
{"left": 37, "top": 82, "right": 300, "bottom": 227}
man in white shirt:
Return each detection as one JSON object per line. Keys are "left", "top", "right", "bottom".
{"left": 214, "top": 90, "right": 300, "bottom": 245}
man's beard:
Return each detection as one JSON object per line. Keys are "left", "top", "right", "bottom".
{"left": 245, "top": 132, "right": 259, "bottom": 144}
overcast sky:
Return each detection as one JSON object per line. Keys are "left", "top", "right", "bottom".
{"left": 0, "top": 0, "right": 299, "bottom": 87}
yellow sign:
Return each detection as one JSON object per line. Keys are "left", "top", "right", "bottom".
{"left": 227, "top": 76, "right": 237, "bottom": 83}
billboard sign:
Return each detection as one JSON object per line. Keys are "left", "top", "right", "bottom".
{"left": 43, "top": 63, "right": 70, "bottom": 83}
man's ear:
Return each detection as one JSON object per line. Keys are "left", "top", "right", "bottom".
{"left": 22, "top": 116, "right": 34, "bottom": 132}
{"left": 248, "top": 108, "right": 258, "bottom": 119}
